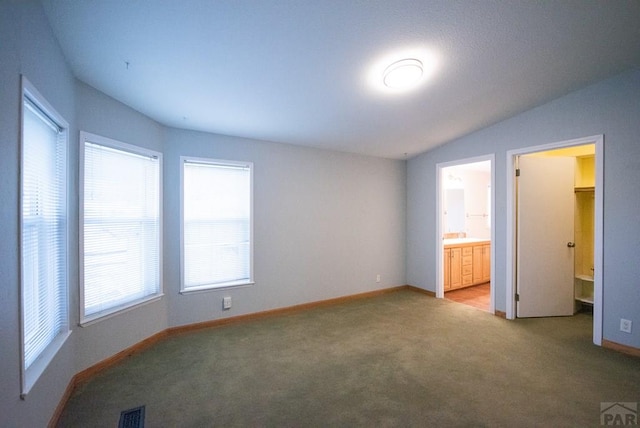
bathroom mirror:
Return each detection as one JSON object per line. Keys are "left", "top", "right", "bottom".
{"left": 445, "top": 189, "right": 465, "bottom": 235}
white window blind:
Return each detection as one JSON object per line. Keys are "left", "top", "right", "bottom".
{"left": 182, "top": 159, "right": 253, "bottom": 291}
{"left": 21, "top": 84, "right": 69, "bottom": 395}
{"left": 81, "top": 133, "right": 162, "bottom": 323}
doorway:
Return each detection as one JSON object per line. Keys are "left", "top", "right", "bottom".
{"left": 437, "top": 156, "right": 494, "bottom": 313}
{"left": 506, "top": 135, "right": 603, "bottom": 345}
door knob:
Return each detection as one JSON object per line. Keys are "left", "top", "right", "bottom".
{"left": 567, "top": 242, "right": 575, "bottom": 248}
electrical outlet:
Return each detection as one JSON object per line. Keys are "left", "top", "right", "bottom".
{"left": 376, "top": 274, "right": 381, "bottom": 283}
{"left": 620, "top": 318, "right": 632, "bottom": 333}
{"left": 223, "top": 296, "right": 232, "bottom": 310}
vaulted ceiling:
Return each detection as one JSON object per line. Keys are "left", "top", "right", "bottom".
{"left": 42, "top": 1, "right": 640, "bottom": 159}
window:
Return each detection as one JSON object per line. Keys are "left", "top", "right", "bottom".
{"left": 20, "top": 77, "right": 69, "bottom": 395}
{"left": 181, "top": 158, "right": 253, "bottom": 292}
{"left": 80, "top": 132, "right": 162, "bottom": 324}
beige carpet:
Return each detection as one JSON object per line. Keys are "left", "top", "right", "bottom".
{"left": 57, "top": 289, "right": 640, "bottom": 427}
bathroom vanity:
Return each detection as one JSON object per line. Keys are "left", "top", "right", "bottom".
{"left": 443, "top": 238, "right": 490, "bottom": 291}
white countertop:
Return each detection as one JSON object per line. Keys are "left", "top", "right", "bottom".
{"left": 443, "top": 238, "right": 490, "bottom": 246}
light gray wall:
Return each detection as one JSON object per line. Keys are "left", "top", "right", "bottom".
{"left": 73, "top": 82, "right": 169, "bottom": 372}
{"left": 163, "top": 128, "right": 407, "bottom": 327}
{"left": 0, "top": 1, "right": 77, "bottom": 426}
{"left": 1, "top": 3, "right": 406, "bottom": 425}
{"left": 407, "top": 67, "right": 640, "bottom": 348}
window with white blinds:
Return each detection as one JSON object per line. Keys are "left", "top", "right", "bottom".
{"left": 20, "top": 78, "right": 69, "bottom": 395}
{"left": 81, "top": 132, "right": 162, "bottom": 324}
{"left": 181, "top": 158, "right": 253, "bottom": 291}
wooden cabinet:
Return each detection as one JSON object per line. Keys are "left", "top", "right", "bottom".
{"left": 444, "top": 247, "right": 462, "bottom": 290}
{"left": 445, "top": 241, "right": 490, "bottom": 291}
{"left": 449, "top": 247, "right": 462, "bottom": 289}
{"left": 461, "top": 247, "right": 473, "bottom": 287}
{"left": 444, "top": 248, "right": 451, "bottom": 290}
{"left": 472, "top": 244, "right": 491, "bottom": 284}
{"left": 482, "top": 244, "right": 490, "bottom": 283}
{"left": 472, "top": 246, "right": 483, "bottom": 284}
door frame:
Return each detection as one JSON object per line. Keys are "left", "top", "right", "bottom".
{"left": 505, "top": 135, "right": 604, "bottom": 345}
{"left": 436, "top": 154, "right": 495, "bottom": 314}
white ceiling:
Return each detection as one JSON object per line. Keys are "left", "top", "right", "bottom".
{"left": 41, "top": 1, "right": 640, "bottom": 159}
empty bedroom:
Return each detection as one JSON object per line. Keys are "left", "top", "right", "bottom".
{"left": 1, "top": 1, "right": 640, "bottom": 426}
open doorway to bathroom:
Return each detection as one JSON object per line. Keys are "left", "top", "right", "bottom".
{"left": 437, "top": 157, "right": 494, "bottom": 313}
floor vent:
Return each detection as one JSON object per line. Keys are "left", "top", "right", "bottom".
{"left": 119, "top": 405, "right": 145, "bottom": 428}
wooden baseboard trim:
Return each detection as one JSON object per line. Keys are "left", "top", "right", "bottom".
{"left": 50, "top": 285, "right": 409, "bottom": 426}
{"left": 405, "top": 285, "right": 436, "bottom": 297}
{"left": 47, "top": 376, "right": 75, "bottom": 428}
{"left": 602, "top": 339, "right": 640, "bottom": 358}
{"left": 494, "top": 310, "right": 507, "bottom": 319}
{"left": 167, "top": 286, "right": 408, "bottom": 335}
{"left": 49, "top": 330, "right": 169, "bottom": 427}
{"left": 74, "top": 330, "right": 169, "bottom": 385}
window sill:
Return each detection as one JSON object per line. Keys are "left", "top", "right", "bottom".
{"left": 21, "top": 330, "right": 71, "bottom": 399}
{"left": 80, "top": 293, "right": 164, "bottom": 327}
{"left": 180, "top": 281, "right": 255, "bottom": 295}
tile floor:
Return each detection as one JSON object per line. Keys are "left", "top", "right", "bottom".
{"left": 445, "top": 282, "right": 490, "bottom": 312}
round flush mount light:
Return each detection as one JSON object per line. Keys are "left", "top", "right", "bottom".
{"left": 366, "top": 48, "right": 438, "bottom": 94}
{"left": 383, "top": 58, "right": 423, "bottom": 89}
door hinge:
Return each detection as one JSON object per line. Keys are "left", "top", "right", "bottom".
{"left": 515, "top": 168, "right": 520, "bottom": 177}
{"left": 515, "top": 293, "right": 520, "bottom": 302}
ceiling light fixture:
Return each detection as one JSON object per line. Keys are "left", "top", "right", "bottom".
{"left": 383, "top": 58, "right": 423, "bottom": 89}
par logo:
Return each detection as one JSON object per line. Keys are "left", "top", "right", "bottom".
{"left": 601, "top": 402, "right": 637, "bottom": 426}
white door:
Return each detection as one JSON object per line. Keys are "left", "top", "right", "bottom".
{"left": 516, "top": 156, "right": 575, "bottom": 317}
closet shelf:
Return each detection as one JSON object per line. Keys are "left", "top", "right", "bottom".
{"left": 575, "top": 296, "right": 594, "bottom": 304}
{"left": 574, "top": 186, "right": 595, "bottom": 192}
